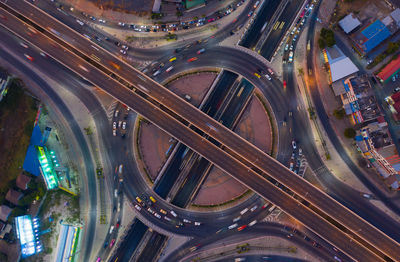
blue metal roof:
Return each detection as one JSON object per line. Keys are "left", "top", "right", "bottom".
{"left": 361, "top": 20, "right": 391, "bottom": 53}
{"left": 22, "top": 125, "right": 43, "bottom": 176}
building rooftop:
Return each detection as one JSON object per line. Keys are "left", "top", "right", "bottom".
{"left": 16, "top": 173, "right": 31, "bottom": 190}
{"left": 0, "top": 205, "right": 12, "bottom": 222}
{"left": 339, "top": 13, "right": 361, "bottom": 34}
{"left": 6, "top": 189, "right": 23, "bottom": 205}
{"left": 355, "top": 20, "right": 391, "bottom": 54}
{"left": 325, "top": 45, "right": 359, "bottom": 82}
{"left": 377, "top": 55, "right": 400, "bottom": 82}
{"left": 391, "top": 8, "right": 400, "bottom": 26}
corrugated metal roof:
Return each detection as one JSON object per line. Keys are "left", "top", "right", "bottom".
{"left": 339, "top": 13, "right": 361, "bottom": 34}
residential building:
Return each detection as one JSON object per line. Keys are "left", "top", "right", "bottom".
{"left": 0, "top": 205, "right": 12, "bottom": 222}
{"left": 376, "top": 55, "right": 400, "bottom": 82}
{"left": 16, "top": 173, "right": 32, "bottom": 191}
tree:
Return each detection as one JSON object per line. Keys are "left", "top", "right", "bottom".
{"left": 176, "top": 11, "right": 183, "bottom": 17}
{"left": 344, "top": 128, "right": 356, "bottom": 138}
{"left": 318, "top": 28, "right": 336, "bottom": 49}
{"left": 387, "top": 42, "right": 399, "bottom": 54}
{"left": 333, "top": 108, "right": 346, "bottom": 119}
{"left": 318, "top": 38, "right": 326, "bottom": 49}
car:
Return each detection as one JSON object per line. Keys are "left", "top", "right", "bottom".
{"left": 135, "top": 196, "right": 142, "bottom": 203}
{"left": 147, "top": 207, "right": 155, "bottom": 214}
{"left": 118, "top": 121, "right": 122, "bottom": 128}
{"left": 283, "top": 80, "right": 287, "bottom": 88}
{"left": 248, "top": 220, "right": 257, "bottom": 226}
{"left": 113, "top": 129, "right": 117, "bottom": 136}
{"left": 188, "top": 57, "right": 198, "bottom": 62}
{"left": 284, "top": 44, "right": 289, "bottom": 51}
{"left": 233, "top": 216, "right": 241, "bottom": 222}
{"left": 96, "top": 258, "right": 101, "bottom": 262}
{"left": 149, "top": 196, "right": 156, "bottom": 203}
{"left": 118, "top": 22, "right": 126, "bottom": 27}
{"left": 334, "top": 256, "right": 342, "bottom": 262}
{"left": 116, "top": 221, "right": 120, "bottom": 228}
{"left": 254, "top": 72, "right": 261, "bottom": 78}
{"left": 76, "top": 19, "right": 84, "bottom": 26}
{"left": 164, "top": 216, "right": 171, "bottom": 221}
{"left": 287, "top": 233, "right": 293, "bottom": 238}
{"left": 197, "top": 48, "right": 206, "bottom": 54}
{"left": 250, "top": 205, "right": 258, "bottom": 212}
{"left": 169, "top": 57, "right": 177, "bottom": 62}
{"left": 299, "top": 148, "right": 302, "bottom": 156}
{"left": 228, "top": 223, "right": 238, "bottom": 229}
{"left": 237, "top": 225, "right": 247, "bottom": 231}
{"left": 24, "top": 54, "right": 34, "bottom": 61}
{"left": 99, "top": 19, "right": 106, "bottom": 23}
{"left": 109, "top": 225, "right": 114, "bottom": 234}
{"left": 254, "top": 0, "right": 260, "bottom": 8}
{"left": 114, "top": 110, "right": 119, "bottom": 118}
{"left": 194, "top": 221, "right": 201, "bottom": 226}
{"left": 110, "top": 239, "right": 116, "bottom": 247}
{"left": 154, "top": 213, "right": 161, "bottom": 219}
{"left": 289, "top": 162, "right": 294, "bottom": 171}
{"left": 248, "top": 11, "right": 254, "bottom": 17}
{"left": 292, "top": 140, "right": 297, "bottom": 149}
{"left": 153, "top": 70, "right": 161, "bottom": 77}
{"left": 265, "top": 74, "right": 271, "bottom": 80}
{"left": 170, "top": 210, "right": 178, "bottom": 217}
{"left": 120, "top": 49, "right": 127, "bottom": 55}
{"left": 262, "top": 203, "right": 268, "bottom": 209}
{"left": 183, "top": 219, "right": 191, "bottom": 223}
{"left": 121, "top": 45, "right": 129, "bottom": 50}
{"left": 240, "top": 208, "right": 249, "bottom": 215}
{"left": 362, "top": 193, "right": 372, "bottom": 199}
{"left": 160, "top": 209, "right": 167, "bottom": 215}
{"left": 103, "top": 241, "right": 108, "bottom": 248}
{"left": 290, "top": 45, "right": 293, "bottom": 51}
{"left": 122, "top": 121, "right": 126, "bottom": 130}
{"left": 39, "top": 52, "right": 47, "bottom": 57}
{"left": 393, "top": 76, "right": 396, "bottom": 82}
{"left": 166, "top": 66, "right": 174, "bottom": 73}
{"left": 267, "top": 68, "right": 274, "bottom": 75}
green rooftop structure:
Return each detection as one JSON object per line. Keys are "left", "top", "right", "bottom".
{"left": 37, "top": 146, "right": 59, "bottom": 189}
{"left": 185, "top": 0, "right": 205, "bottom": 9}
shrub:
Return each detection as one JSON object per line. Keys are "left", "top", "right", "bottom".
{"left": 344, "top": 128, "right": 356, "bottom": 138}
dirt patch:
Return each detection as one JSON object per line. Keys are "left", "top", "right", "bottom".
{"left": 138, "top": 120, "right": 172, "bottom": 181}
{"left": 167, "top": 72, "right": 217, "bottom": 107}
{"left": 0, "top": 79, "right": 38, "bottom": 201}
{"left": 332, "top": 0, "right": 393, "bottom": 24}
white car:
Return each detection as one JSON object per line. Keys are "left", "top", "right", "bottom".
{"left": 183, "top": 219, "right": 191, "bottom": 223}
{"left": 265, "top": 74, "right": 271, "bottom": 80}
{"left": 154, "top": 213, "right": 161, "bottom": 219}
{"left": 166, "top": 66, "right": 174, "bottom": 73}
{"left": 250, "top": 205, "right": 258, "bottom": 212}
{"left": 20, "top": 42, "right": 28, "bottom": 48}
{"left": 122, "top": 122, "right": 126, "bottom": 130}
{"left": 120, "top": 49, "right": 127, "bottom": 55}
{"left": 170, "top": 210, "right": 177, "bottom": 217}
{"left": 134, "top": 204, "right": 141, "bottom": 211}
{"left": 113, "top": 129, "right": 117, "bottom": 136}
{"left": 194, "top": 221, "right": 201, "bottom": 226}
{"left": 164, "top": 216, "right": 171, "bottom": 221}
{"left": 147, "top": 208, "right": 155, "bottom": 214}
{"left": 248, "top": 220, "right": 257, "bottom": 226}
{"left": 292, "top": 140, "right": 297, "bottom": 149}
{"left": 113, "top": 122, "right": 117, "bottom": 129}
{"left": 76, "top": 19, "right": 84, "bottom": 26}
{"left": 284, "top": 44, "right": 289, "bottom": 51}
{"left": 114, "top": 110, "right": 119, "bottom": 118}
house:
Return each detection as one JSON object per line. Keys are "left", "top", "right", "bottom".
{"left": 16, "top": 173, "right": 31, "bottom": 191}
{"left": 0, "top": 206, "right": 12, "bottom": 222}
{"left": 6, "top": 189, "right": 23, "bottom": 205}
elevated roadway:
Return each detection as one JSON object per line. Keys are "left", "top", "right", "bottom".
{"left": 1, "top": 2, "right": 400, "bottom": 261}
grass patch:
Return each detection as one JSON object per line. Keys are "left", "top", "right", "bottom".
{"left": 255, "top": 93, "right": 276, "bottom": 157}
{"left": 0, "top": 78, "right": 38, "bottom": 200}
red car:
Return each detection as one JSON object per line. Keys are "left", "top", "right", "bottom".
{"left": 237, "top": 225, "right": 247, "bottom": 231}
{"left": 116, "top": 221, "right": 120, "bottom": 229}
{"left": 208, "top": 18, "right": 215, "bottom": 23}
{"left": 188, "top": 57, "right": 198, "bottom": 62}
{"left": 24, "top": 54, "right": 34, "bottom": 61}
{"left": 283, "top": 80, "right": 287, "bottom": 88}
